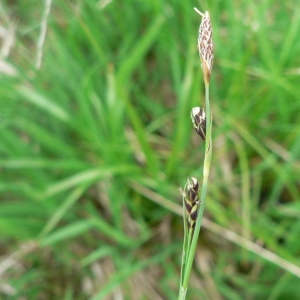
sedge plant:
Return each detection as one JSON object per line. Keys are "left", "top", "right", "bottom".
{"left": 178, "top": 7, "right": 214, "bottom": 299}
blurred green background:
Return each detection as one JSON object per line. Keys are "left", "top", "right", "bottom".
{"left": 1, "top": 0, "right": 300, "bottom": 299}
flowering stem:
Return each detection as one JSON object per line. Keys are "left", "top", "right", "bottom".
{"left": 178, "top": 7, "right": 213, "bottom": 298}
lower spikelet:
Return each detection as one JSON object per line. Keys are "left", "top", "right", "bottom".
{"left": 179, "top": 177, "right": 201, "bottom": 229}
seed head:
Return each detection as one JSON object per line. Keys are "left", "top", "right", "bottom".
{"left": 179, "top": 177, "right": 201, "bottom": 228}
{"left": 191, "top": 107, "right": 206, "bottom": 140}
{"left": 194, "top": 7, "right": 214, "bottom": 84}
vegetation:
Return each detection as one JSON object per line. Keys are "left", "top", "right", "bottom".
{"left": 1, "top": 1, "right": 300, "bottom": 299}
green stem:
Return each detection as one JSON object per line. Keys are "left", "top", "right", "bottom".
{"left": 178, "top": 83, "right": 212, "bottom": 299}
{"left": 179, "top": 197, "right": 188, "bottom": 287}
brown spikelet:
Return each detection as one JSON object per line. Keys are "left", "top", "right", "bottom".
{"left": 191, "top": 107, "right": 206, "bottom": 140}
{"left": 179, "top": 177, "right": 201, "bottom": 229}
{"left": 194, "top": 8, "right": 214, "bottom": 84}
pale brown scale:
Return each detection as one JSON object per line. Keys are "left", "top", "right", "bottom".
{"left": 194, "top": 8, "right": 214, "bottom": 84}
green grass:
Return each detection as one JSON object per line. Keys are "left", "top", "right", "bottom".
{"left": 1, "top": 0, "right": 300, "bottom": 299}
